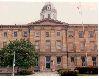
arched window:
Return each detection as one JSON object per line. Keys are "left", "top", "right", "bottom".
{"left": 81, "top": 56, "right": 87, "bottom": 66}
{"left": 92, "top": 57, "right": 96, "bottom": 67}
{"left": 57, "top": 56, "right": 61, "bottom": 64}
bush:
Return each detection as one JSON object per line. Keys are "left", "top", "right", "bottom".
{"left": 75, "top": 67, "right": 98, "bottom": 74}
{"left": 57, "top": 68, "right": 78, "bottom": 76}
{"left": 17, "top": 70, "right": 32, "bottom": 75}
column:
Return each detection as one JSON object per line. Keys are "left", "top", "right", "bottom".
{"left": 0, "top": 30, "right": 2, "bottom": 48}
{"left": 76, "top": 56, "right": 82, "bottom": 67}
{"left": 39, "top": 55, "right": 45, "bottom": 71}
{"left": 62, "top": 55, "right": 67, "bottom": 69}
{"left": 87, "top": 56, "right": 93, "bottom": 66}
{"left": 51, "top": 30, "right": 56, "bottom": 52}
{"left": 40, "top": 30, "right": 45, "bottom": 52}
{"left": 62, "top": 30, "right": 66, "bottom": 51}
{"left": 51, "top": 56, "right": 56, "bottom": 71}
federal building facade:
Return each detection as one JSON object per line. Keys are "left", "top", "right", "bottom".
{"left": 0, "top": 2, "right": 98, "bottom": 71}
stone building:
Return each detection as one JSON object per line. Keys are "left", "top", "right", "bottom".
{"left": 0, "top": 2, "right": 98, "bottom": 71}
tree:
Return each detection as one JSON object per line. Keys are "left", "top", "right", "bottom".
{"left": 0, "top": 39, "right": 38, "bottom": 69}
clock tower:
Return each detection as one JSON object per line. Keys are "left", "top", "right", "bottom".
{"left": 40, "top": 2, "right": 57, "bottom": 20}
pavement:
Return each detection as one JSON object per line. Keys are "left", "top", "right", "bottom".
{"left": 32, "top": 71, "right": 59, "bottom": 76}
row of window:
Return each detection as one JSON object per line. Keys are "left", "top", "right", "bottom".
{"left": 57, "top": 56, "right": 97, "bottom": 67}
{"left": 3, "top": 31, "right": 95, "bottom": 38}
{"left": 35, "top": 31, "right": 61, "bottom": 37}
{"left": 35, "top": 40, "right": 61, "bottom": 50}
{"left": 68, "top": 42, "right": 97, "bottom": 51}
{"left": 3, "top": 31, "right": 61, "bottom": 38}
{"left": 3, "top": 41, "right": 97, "bottom": 52}
{"left": 68, "top": 31, "right": 95, "bottom": 38}
{"left": 3, "top": 31, "right": 28, "bottom": 38}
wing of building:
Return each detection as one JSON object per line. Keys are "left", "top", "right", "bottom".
{"left": 0, "top": 2, "right": 98, "bottom": 71}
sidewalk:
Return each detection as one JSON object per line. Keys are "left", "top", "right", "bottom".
{"left": 32, "top": 71, "right": 59, "bottom": 76}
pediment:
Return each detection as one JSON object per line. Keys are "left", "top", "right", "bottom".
{"left": 27, "top": 18, "right": 67, "bottom": 25}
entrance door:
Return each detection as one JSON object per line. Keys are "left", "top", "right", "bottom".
{"left": 46, "top": 56, "right": 51, "bottom": 69}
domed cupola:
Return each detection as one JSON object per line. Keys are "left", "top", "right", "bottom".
{"left": 40, "top": 2, "right": 57, "bottom": 20}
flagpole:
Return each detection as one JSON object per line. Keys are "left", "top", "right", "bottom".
{"left": 77, "top": 2, "right": 87, "bottom": 67}
{"left": 12, "top": 51, "right": 15, "bottom": 76}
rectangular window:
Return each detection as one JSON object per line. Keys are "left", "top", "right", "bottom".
{"left": 46, "top": 40, "right": 50, "bottom": 49}
{"left": 14, "top": 31, "right": 17, "bottom": 37}
{"left": 71, "top": 57, "right": 74, "bottom": 62}
{"left": 80, "top": 42, "right": 85, "bottom": 51}
{"left": 3, "top": 42, "right": 7, "bottom": 47}
{"left": 35, "top": 41, "right": 39, "bottom": 49}
{"left": 57, "top": 32, "right": 60, "bottom": 36}
{"left": 68, "top": 43, "right": 74, "bottom": 51}
{"left": 46, "top": 32, "right": 50, "bottom": 37}
{"left": 56, "top": 40, "right": 61, "bottom": 49}
{"left": 35, "top": 31, "right": 40, "bottom": 37}
{"left": 68, "top": 31, "right": 74, "bottom": 37}
{"left": 23, "top": 31, "right": 28, "bottom": 37}
{"left": 89, "top": 31, "right": 94, "bottom": 38}
{"left": 57, "top": 56, "right": 61, "bottom": 64}
{"left": 4, "top": 32, "right": 7, "bottom": 37}
{"left": 79, "top": 31, "right": 84, "bottom": 38}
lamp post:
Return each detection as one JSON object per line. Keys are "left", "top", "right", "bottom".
{"left": 12, "top": 51, "right": 15, "bottom": 76}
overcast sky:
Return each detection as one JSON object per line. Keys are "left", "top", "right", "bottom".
{"left": 0, "top": 2, "right": 98, "bottom": 25}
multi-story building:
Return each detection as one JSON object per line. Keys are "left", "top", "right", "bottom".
{"left": 0, "top": 2, "right": 98, "bottom": 71}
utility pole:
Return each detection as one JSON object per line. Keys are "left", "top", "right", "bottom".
{"left": 12, "top": 51, "right": 15, "bottom": 76}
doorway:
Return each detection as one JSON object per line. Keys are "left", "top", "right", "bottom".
{"left": 45, "top": 56, "right": 51, "bottom": 69}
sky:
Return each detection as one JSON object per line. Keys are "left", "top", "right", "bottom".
{"left": 0, "top": 1, "right": 98, "bottom": 25}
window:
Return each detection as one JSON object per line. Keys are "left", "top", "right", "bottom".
{"left": 46, "top": 32, "right": 50, "bottom": 37}
{"left": 57, "top": 32, "right": 60, "bottom": 36}
{"left": 80, "top": 42, "right": 85, "bottom": 51}
{"left": 71, "top": 57, "right": 74, "bottom": 62}
{"left": 4, "top": 32, "right": 7, "bottom": 37}
{"left": 35, "top": 41, "right": 39, "bottom": 49}
{"left": 81, "top": 56, "right": 87, "bottom": 66}
{"left": 89, "top": 31, "right": 94, "bottom": 38}
{"left": 79, "top": 31, "right": 84, "bottom": 38}
{"left": 57, "top": 56, "right": 61, "bottom": 64}
{"left": 35, "top": 57, "right": 38, "bottom": 66}
{"left": 48, "top": 14, "right": 50, "bottom": 19}
{"left": 3, "top": 42, "right": 7, "bottom": 47}
{"left": 14, "top": 31, "right": 17, "bottom": 37}
{"left": 68, "top": 43, "right": 74, "bottom": 51}
{"left": 46, "top": 40, "right": 50, "bottom": 49}
{"left": 92, "top": 57, "right": 96, "bottom": 67}
{"left": 90, "top": 43, "right": 96, "bottom": 51}
{"left": 56, "top": 40, "right": 61, "bottom": 49}
{"left": 35, "top": 31, "right": 40, "bottom": 37}
{"left": 23, "top": 31, "right": 28, "bottom": 37}
{"left": 68, "top": 31, "right": 74, "bottom": 37}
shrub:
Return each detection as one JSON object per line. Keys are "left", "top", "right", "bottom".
{"left": 17, "top": 70, "right": 32, "bottom": 75}
{"left": 57, "top": 68, "right": 78, "bottom": 76}
{"left": 75, "top": 67, "right": 98, "bottom": 74}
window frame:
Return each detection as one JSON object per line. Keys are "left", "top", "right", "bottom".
{"left": 57, "top": 56, "right": 61, "bottom": 64}
{"left": 3, "top": 32, "right": 7, "bottom": 38}
{"left": 79, "top": 31, "right": 84, "bottom": 38}
{"left": 46, "top": 32, "right": 50, "bottom": 37}
{"left": 13, "top": 31, "right": 17, "bottom": 37}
